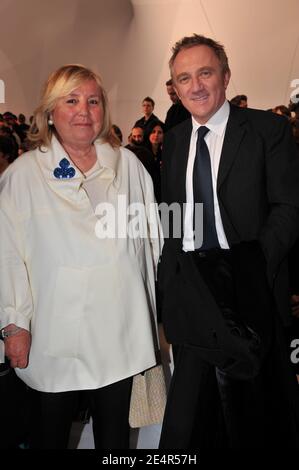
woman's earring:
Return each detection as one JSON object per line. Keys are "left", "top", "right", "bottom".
{"left": 48, "top": 117, "right": 54, "bottom": 126}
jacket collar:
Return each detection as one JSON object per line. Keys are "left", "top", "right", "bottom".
{"left": 36, "top": 136, "right": 121, "bottom": 203}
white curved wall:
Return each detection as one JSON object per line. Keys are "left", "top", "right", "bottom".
{"left": 0, "top": 0, "right": 298, "bottom": 141}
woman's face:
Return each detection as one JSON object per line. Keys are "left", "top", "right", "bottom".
{"left": 149, "top": 125, "right": 163, "bottom": 145}
{"left": 52, "top": 79, "right": 103, "bottom": 148}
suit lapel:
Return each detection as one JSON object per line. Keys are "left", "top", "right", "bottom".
{"left": 217, "top": 105, "right": 247, "bottom": 190}
{"left": 172, "top": 119, "right": 192, "bottom": 204}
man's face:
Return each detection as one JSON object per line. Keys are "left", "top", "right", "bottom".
{"left": 131, "top": 127, "right": 144, "bottom": 144}
{"left": 167, "top": 85, "right": 179, "bottom": 104}
{"left": 172, "top": 45, "right": 230, "bottom": 124}
{"left": 142, "top": 100, "right": 154, "bottom": 118}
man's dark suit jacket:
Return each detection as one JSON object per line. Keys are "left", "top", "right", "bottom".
{"left": 159, "top": 104, "right": 299, "bottom": 347}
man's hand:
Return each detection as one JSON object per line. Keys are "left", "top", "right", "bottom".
{"left": 3, "top": 324, "right": 31, "bottom": 368}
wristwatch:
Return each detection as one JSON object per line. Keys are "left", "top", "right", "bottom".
{"left": 0, "top": 327, "right": 22, "bottom": 339}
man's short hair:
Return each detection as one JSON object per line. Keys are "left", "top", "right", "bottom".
{"left": 142, "top": 96, "right": 155, "bottom": 107}
{"left": 165, "top": 79, "right": 173, "bottom": 87}
{"left": 169, "top": 34, "right": 230, "bottom": 77}
{"left": 132, "top": 125, "right": 144, "bottom": 133}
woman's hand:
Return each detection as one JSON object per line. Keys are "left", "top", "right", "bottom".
{"left": 3, "top": 324, "right": 31, "bottom": 368}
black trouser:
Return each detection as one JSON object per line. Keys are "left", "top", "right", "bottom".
{"left": 0, "top": 359, "right": 27, "bottom": 449}
{"left": 160, "top": 248, "right": 287, "bottom": 449}
{"left": 159, "top": 342, "right": 281, "bottom": 449}
{"left": 28, "top": 377, "right": 132, "bottom": 449}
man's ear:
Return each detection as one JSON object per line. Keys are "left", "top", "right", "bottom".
{"left": 223, "top": 70, "right": 231, "bottom": 90}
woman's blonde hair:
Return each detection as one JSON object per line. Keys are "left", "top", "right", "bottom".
{"left": 28, "top": 64, "right": 120, "bottom": 149}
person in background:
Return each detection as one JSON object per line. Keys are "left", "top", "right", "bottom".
{"left": 144, "top": 120, "right": 164, "bottom": 203}
{"left": 111, "top": 124, "right": 123, "bottom": 144}
{"left": 230, "top": 94, "right": 248, "bottom": 108}
{"left": 2, "top": 112, "right": 22, "bottom": 147}
{"left": 273, "top": 105, "right": 291, "bottom": 119}
{"left": 164, "top": 79, "right": 190, "bottom": 131}
{"left": 145, "top": 120, "right": 164, "bottom": 162}
{"left": 158, "top": 33, "right": 299, "bottom": 449}
{"left": 0, "top": 135, "right": 18, "bottom": 175}
{"left": 166, "top": 79, "right": 179, "bottom": 104}
{"left": 125, "top": 125, "right": 160, "bottom": 203}
{"left": 18, "top": 114, "right": 30, "bottom": 142}
{"left": 0, "top": 64, "right": 162, "bottom": 449}
{"left": 130, "top": 126, "right": 144, "bottom": 145}
{"left": 134, "top": 96, "right": 160, "bottom": 135}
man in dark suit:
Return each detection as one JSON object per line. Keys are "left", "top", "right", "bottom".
{"left": 158, "top": 34, "right": 299, "bottom": 449}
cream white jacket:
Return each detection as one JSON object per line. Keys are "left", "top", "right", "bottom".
{"left": 0, "top": 137, "right": 162, "bottom": 392}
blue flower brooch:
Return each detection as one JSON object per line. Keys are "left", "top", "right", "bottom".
{"left": 53, "top": 158, "right": 76, "bottom": 179}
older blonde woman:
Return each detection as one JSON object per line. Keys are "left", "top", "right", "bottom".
{"left": 0, "top": 65, "right": 162, "bottom": 449}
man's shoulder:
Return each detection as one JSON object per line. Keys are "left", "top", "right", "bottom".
{"left": 231, "top": 105, "right": 287, "bottom": 128}
{"left": 134, "top": 116, "right": 145, "bottom": 127}
{"left": 151, "top": 113, "right": 159, "bottom": 120}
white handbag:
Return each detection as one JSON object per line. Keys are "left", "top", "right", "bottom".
{"left": 129, "top": 364, "right": 167, "bottom": 428}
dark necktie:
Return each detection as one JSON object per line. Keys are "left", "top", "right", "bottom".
{"left": 193, "top": 126, "right": 220, "bottom": 250}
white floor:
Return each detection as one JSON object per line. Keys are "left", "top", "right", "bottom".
{"left": 69, "top": 419, "right": 162, "bottom": 449}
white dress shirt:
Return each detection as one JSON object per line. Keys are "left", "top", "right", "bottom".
{"left": 183, "top": 100, "right": 230, "bottom": 251}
